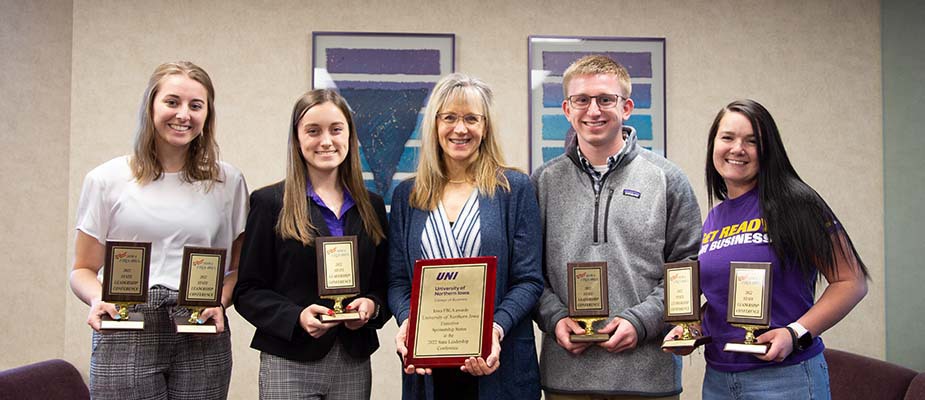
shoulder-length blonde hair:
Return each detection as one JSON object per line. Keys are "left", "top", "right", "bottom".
{"left": 277, "top": 89, "right": 385, "bottom": 246}
{"left": 130, "top": 61, "right": 221, "bottom": 187}
{"left": 410, "top": 73, "right": 512, "bottom": 210}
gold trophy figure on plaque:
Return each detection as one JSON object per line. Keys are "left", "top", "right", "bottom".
{"left": 662, "top": 260, "right": 711, "bottom": 350}
{"left": 100, "top": 241, "right": 151, "bottom": 330}
{"left": 174, "top": 246, "right": 226, "bottom": 333}
{"left": 723, "top": 262, "right": 773, "bottom": 354}
{"left": 316, "top": 236, "right": 361, "bottom": 322}
{"left": 567, "top": 262, "right": 610, "bottom": 343}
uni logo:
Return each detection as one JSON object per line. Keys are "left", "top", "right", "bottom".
{"left": 576, "top": 272, "right": 587, "bottom": 279}
{"left": 114, "top": 251, "right": 128, "bottom": 260}
{"left": 327, "top": 247, "right": 338, "bottom": 255}
{"left": 436, "top": 272, "right": 458, "bottom": 281}
{"left": 192, "top": 258, "right": 205, "bottom": 266}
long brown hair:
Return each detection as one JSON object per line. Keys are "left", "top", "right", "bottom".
{"left": 277, "top": 89, "right": 385, "bottom": 245}
{"left": 130, "top": 61, "right": 221, "bottom": 187}
{"left": 410, "top": 73, "right": 512, "bottom": 210}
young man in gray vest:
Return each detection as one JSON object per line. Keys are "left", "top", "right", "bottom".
{"left": 532, "top": 55, "right": 701, "bottom": 399}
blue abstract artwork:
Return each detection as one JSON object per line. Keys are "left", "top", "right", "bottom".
{"left": 313, "top": 32, "right": 455, "bottom": 207}
{"left": 528, "top": 37, "right": 666, "bottom": 171}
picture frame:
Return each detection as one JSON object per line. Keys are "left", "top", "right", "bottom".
{"left": 312, "top": 32, "right": 455, "bottom": 207}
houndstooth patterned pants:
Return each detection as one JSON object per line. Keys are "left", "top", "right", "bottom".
{"left": 89, "top": 286, "right": 232, "bottom": 400}
{"left": 258, "top": 340, "right": 371, "bottom": 400}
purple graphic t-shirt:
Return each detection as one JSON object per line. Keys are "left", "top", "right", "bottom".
{"left": 699, "top": 187, "right": 824, "bottom": 372}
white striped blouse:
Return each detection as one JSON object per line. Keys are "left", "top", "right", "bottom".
{"left": 421, "top": 189, "right": 481, "bottom": 259}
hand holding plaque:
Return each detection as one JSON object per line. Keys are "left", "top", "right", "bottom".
{"left": 723, "top": 262, "right": 772, "bottom": 354}
{"left": 100, "top": 241, "right": 151, "bottom": 330}
{"left": 661, "top": 260, "right": 711, "bottom": 350}
{"left": 405, "top": 257, "right": 497, "bottom": 368}
{"left": 567, "top": 262, "right": 610, "bottom": 343}
{"left": 174, "top": 246, "right": 226, "bottom": 334}
{"left": 316, "top": 236, "right": 361, "bottom": 323}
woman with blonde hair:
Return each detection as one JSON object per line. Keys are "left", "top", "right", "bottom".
{"left": 234, "top": 89, "right": 390, "bottom": 399}
{"left": 70, "top": 61, "right": 247, "bottom": 399}
{"left": 388, "top": 73, "right": 544, "bottom": 399}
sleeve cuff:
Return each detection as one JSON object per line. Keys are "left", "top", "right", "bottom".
{"left": 492, "top": 322, "right": 505, "bottom": 342}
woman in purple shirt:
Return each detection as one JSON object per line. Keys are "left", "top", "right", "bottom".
{"left": 233, "top": 89, "right": 390, "bottom": 399}
{"left": 665, "top": 99, "right": 868, "bottom": 399}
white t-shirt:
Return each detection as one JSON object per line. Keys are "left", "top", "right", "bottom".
{"left": 76, "top": 156, "right": 248, "bottom": 290}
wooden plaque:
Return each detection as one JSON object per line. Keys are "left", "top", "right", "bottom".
{"left": 726, "top": 262, "right": 773, "bottom": 326}
{"left": 102, "top": 241, "right": 151, "bottom": 304}
{"left": 178, "top": 246, "right": 225, "bottom": 308}
{"left": 567, "top": 262, "right": 609, "bottom": 318}
{"left": 315, "top": 236, "right": 360, "bottom": 297}
{"left": 664, "top": 260, "right": 702, "bottom": 322}
{"left": 406, "top": 256, "right": 497, "bottom": 368}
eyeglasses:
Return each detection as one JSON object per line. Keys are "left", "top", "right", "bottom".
{"left": 437, "top": 113, "right": 485, "bottom": 127}
{"left": 567, "top": 94, "right": 627, "bottom": 110}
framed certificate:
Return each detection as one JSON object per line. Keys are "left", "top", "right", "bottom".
{"left": 315, "top": 236, "right": 361, "bottom": 322}
{"left": 406, "top": 256, "right": 497, "bottom": 368}
{"left": 175, "top": 246, "right": 226, "bottom": 333}
{"left": 101, "top": 241, "right": 151, "bottom": 330}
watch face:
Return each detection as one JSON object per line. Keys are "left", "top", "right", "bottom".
{"left": 797, "top": 333, "right": 813, "bottom": 350}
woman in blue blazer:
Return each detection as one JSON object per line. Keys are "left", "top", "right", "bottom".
{"left": 388, "top": 73, "right": 544, "bottom": 400}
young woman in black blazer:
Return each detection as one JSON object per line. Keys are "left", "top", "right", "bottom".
{"left": 233, "top": 89, "right": 390, "bottom": 399}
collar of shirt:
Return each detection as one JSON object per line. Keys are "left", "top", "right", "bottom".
{"left": 576, "top": 130, "right": 630, "bottom": 193}
{"left": 306, "top": 182, "right": 355, "bottom": 236}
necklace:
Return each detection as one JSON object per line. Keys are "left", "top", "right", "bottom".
{"left": 447, "top": 178, "right": 470, "bottom": 184}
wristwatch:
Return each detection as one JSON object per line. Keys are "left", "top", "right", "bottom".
{"left": 786, "top": 322, "right": 813, "bottom": 352}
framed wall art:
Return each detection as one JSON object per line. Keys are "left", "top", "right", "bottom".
{"left": 313, "top": 32, "right": 455, "bottom": 207}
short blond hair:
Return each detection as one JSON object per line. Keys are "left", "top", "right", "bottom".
{"left": 561, "top": 55, "right": 632, "bottom": 98}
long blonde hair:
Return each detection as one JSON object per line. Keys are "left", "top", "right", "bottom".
{"left": 410, "top": 73, "right": 512, "bottom": 210}
{"left": 277, "top": 89, "right": 385, "bottom": 246}
{"left": 130, "top": 61, "right": 221, "bottom": 187}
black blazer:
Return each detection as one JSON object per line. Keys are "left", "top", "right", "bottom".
{"left": 233, "top": 181, "right": 391, "bottom": 361}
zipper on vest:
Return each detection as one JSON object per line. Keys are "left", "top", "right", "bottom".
{"left": 602, "top": 188, "right": 615, "bottom": 243}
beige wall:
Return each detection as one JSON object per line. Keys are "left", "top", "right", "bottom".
{"left": 3, "top": 1, "right": 882, "bottom": 399}
{"left": 0, "top": 0, "right": 72, "bottom": 370}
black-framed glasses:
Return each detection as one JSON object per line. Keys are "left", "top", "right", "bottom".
{"left": 437, "top": 113, "right": 485, "bottom": 126}
{"left": 567, "top": 94, "right": 627, "bottom": 110}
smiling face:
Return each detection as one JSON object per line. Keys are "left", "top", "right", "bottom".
{"left": 152, "top": 74, "right": 208, "bottom": 152}
{"left": 297, "top": 102, "right": 350, "bottom": 175}
{"left": 713, "top": 111, "right": 760, "bottom": 198}
{"left": 437, "top": 95, "right": 485, "bottom": 169}
{"left": 563, "top": 73, "right": 634, "bottom": 159}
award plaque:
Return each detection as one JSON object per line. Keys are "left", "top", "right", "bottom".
{"left": 315, "top": 236, "right": 361, "bottom": 323}
{"left": 661, "top": 260, "right": 711, "bottom": 350}
{"left": 174, "top": 246, "right": 226, "bottom": 334}
{"left": 723, "top": 262, "right": 773, "bottom": 354}
{"left": 100, "top": 241, "right": 151, "bottom": 330}
{"left": 405, "top": 256, "right": 497, "bottom": 368}
{"left": 567, "top": 262, "right": 610, "bottom": 343}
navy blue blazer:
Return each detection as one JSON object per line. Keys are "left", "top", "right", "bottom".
{"left": 388, "top": 170, "right": 543, "bottom": 400}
